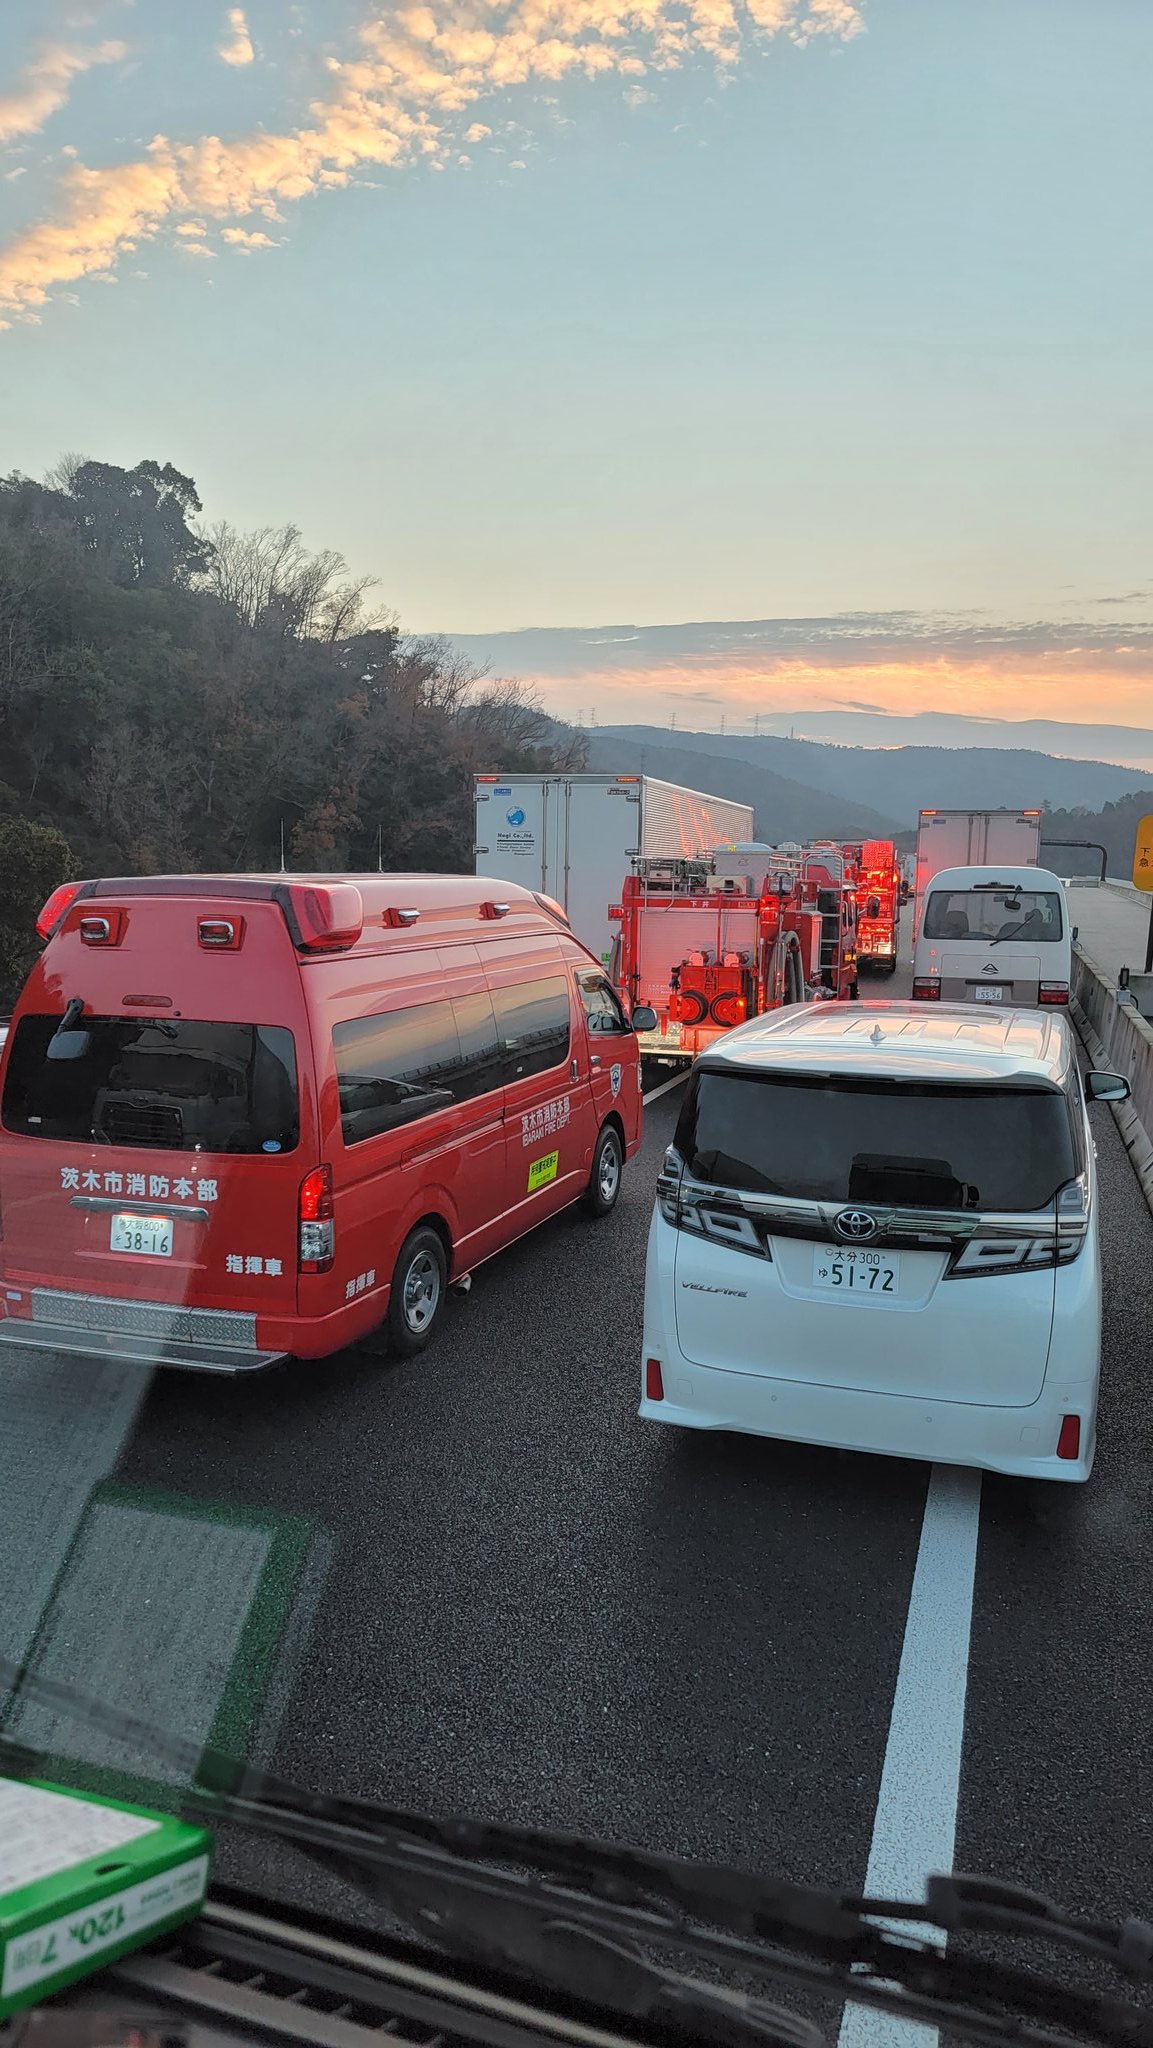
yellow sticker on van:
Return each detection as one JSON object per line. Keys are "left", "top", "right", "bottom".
{"left": 527, "top": 1150, "right": 559, "bottom": 1193}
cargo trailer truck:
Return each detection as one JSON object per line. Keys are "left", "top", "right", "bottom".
{"left": 473, "top": 773, "right": 755, "bottom": 965}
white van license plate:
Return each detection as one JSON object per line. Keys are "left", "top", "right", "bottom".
{"left": 973, "top": 986, "right": 1005, "bottom": 1002}
{"left": 109, "top": 1213, "right": 173, "bottom": 1258}
{"left": 813, "top": 1248, "right": 900, "bottom": 1295}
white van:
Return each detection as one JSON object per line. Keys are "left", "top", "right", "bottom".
{"left": 640, "top": 1003, "right": 1129, "bottom": 1481}
{"left": 912, "top": 864, "right": 1071, "bottom": 1009}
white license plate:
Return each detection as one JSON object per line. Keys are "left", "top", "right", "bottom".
{"left": 973, "top": 986, "right": 1005, "bottom": 1002}
{"left": 109, "top": 1212, "right": 173, "bottom": 1258}
{"left": 812, "top": 1247, "right": 900, "bottom": 1296}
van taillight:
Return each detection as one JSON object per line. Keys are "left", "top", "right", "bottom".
{"left": 912, "top": 978, "right": 941, "bottom": 1001}
{"left": 36, "top": 883, "right": 84, "bottom": 939}
{"left": 299, "top": 1165, "right": 334, "bottom": 1273}
{"left": 1039, "top": 983, "right": 1069, "bottom": 1005}
{"left": 645, "top": 1358, "right": 664, "bottom": 1401}
{"left": 199, "top": 917, "right": 243, "bottom": 949}
{"left": 283, "top": 883, "right": 363, "bottom": 953}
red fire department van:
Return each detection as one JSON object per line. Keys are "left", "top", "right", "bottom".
{"left": 0, "top": 873, "right": 654, "bottom": 1373}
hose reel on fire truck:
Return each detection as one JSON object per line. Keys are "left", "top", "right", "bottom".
{"left": 762, "top": 930, "right": 805, "bottom": 1010}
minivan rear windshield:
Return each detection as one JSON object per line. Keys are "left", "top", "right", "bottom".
{"left": 675, "top": 1071, "right": 1077, "bottom": 1211}
{"left": 1, "top": 1015, "right": 299, "bottom": 1154}
{"left": 922, "top": 888, "right": 1064, "bottom": 943}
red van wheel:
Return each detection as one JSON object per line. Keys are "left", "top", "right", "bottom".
{"left": 585, "top": 1124, "right": 624, "bottom": 1218}
{"left": 387, "top": 1225, "right": 448, "bottom": 1358}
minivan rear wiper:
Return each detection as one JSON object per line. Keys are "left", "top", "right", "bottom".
{"left": 3, "top": 1655, "right": 1153, "bottom": 2048}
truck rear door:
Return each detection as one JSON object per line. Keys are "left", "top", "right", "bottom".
{"left": 0, "top": 1012, "right": 306, "bottom": 1330}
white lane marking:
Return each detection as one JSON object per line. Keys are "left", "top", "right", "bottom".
{"left": 642, "top": 1071, "right": 688, "bottom": 1106}
{"left": 838, "top": 1463, "right": 983, "bottom": 2048}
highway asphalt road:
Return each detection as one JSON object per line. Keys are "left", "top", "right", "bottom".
{"left": 4, "top": 951, "right": 1153, "bottom": 2037}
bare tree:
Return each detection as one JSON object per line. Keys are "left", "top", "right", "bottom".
{"left": 201, "top": 521, "right": 393, "bottom": 642}
{"left": 42, "top": 450, "right": 88, "bottom": 495}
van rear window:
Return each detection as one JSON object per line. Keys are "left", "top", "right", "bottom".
{"left": 1, "top": 1016, "right": 299, "bottom": 1155}
{"left": 675, "top": 1072, "right": 1076, "bottom": 1212}
{"left": 922, "top": 889, "right": 1064, "bottom": 943}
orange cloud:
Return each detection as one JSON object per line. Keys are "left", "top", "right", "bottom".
{"left": 0, "top": 0, "right": 864, "bottom": 320}
{"left": 534, "top": 652, "right": 1153, "bottom": 734}
{"left": 218, "top": 10, "right": 256, "bottom": 67}
{"left": 0, "top": 37, "right": 127, "bottom": 147}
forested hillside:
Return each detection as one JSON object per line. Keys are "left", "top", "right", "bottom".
{"left": 0, "top": 456, "right": 580, "bottom": 1000}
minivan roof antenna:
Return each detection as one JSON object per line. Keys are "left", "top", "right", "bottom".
{"left": 279, "top": 819, "right": 286, "bottom": 874}
{"left": 870, "top": 1023, "right": 885, "bottom": 1044}
{"left": 377, "top": 823, "right": 384, "bottom": 873}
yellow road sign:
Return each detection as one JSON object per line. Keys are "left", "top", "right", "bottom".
{"left": 1134, "top": 816, "right": 1153, "bottom": 891}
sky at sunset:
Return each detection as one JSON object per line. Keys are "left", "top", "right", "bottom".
{"left": 1, "top": 0, "right": 1150, "bottom": 741}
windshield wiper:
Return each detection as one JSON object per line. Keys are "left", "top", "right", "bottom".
{"left": 988, "top": 923, "right": 1031, "bottom": 946}
{"left": 3, "top": 1655, "right": 1153, "bottom": 2048}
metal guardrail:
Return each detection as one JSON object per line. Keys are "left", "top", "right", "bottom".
{"left": 1070, "top": 942, "right": 1153, "bottom": 1211}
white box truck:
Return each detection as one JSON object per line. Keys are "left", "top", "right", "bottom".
{"left": 473, "top": 773, "right": 755, "bottom": 965}
{"left": 913, "top": 808, "right": 1043, "bottom": 938}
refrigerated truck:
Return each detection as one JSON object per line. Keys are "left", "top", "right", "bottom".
{"left": 473, "top": 774, "right": 755, "bottom": 965}
{"left": 913, "top": 808, "right": 1042, "bottom": 939}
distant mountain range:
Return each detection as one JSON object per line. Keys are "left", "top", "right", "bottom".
{"left": 580, "top": 732, "right": 904, "bottom": 842}
{"left": 581, "top": 725, "right": 1148, "bottom": 838}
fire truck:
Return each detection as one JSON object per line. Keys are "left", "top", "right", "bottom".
{"left": 846, "top": 838, "right": 902, "bottom": 975}
{"left": 612, "top": 842, "right": 859, "bottom": 1065}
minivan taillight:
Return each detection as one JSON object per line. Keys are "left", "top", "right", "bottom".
{"left": 656, "top": 1152, "right": 770, "bottom": 1260}
{"left": 912, "top": 978, "right": 941, "bottom": 1001}
{"left": 1057, "top": 1415, "right": 1081, "bottom": 1461}
{"left": 948, "top": 1176, "right": 1089, "bottom": 1278}
{"left": 1039, "top": 982, "right": 1069, "bottom": 1005}
{"left": 299, "top": 1164, "right": 334, "bottom": 1272}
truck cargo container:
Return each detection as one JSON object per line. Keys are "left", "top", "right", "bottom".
{"left": 913, "top": 809, "right": 1042, "bottom": 939}
{"left": 473, "top": 774, "right": 754, "bottom": 966}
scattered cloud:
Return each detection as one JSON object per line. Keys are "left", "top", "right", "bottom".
{"left": 221, "top": 225, "right": 280, "bottom": 248}
{"left": 0, "top": 0, "right": 865, "bottom": 322}
{"left": 0, "top": 37, "right": 126, "bottom": 148}
{"left": 4, "top": 167, "right": 28, "bottom": 182}
{"left": 178, "top": 240, "right": 216, "bottom": 259}
{"left": 217, "top": 8, "right": 255, "bottom": 67}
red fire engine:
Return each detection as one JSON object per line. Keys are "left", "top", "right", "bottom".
{"left": 611, "top": 842, "right": 859, "bottom": 1065}
{"left": 847, "top": 838, "right": 902, "bottom": 976}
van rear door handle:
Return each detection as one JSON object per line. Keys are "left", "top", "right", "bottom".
{"left": 570, "top": 1058, "right": 579, "bottom": 1079}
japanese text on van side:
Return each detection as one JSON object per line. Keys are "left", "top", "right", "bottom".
{"left": 520, "top": 1093, "right": 571, "bottom": 1146}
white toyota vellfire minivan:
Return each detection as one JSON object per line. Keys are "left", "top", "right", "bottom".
{"left": 641, "top": 1002, "right": 1128, "bottom": 1482}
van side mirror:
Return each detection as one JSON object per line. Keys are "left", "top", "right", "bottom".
{"left": 631, "top": 1005, "right": 658, "bottom": 1033}
{"left": 1086, "top": 1070, "right": 1130, "bottom": 1103}
{"left": 1072, "top": 925, "right": 1079, "bottom": 941}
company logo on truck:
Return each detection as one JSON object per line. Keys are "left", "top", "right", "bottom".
{"left": 506, "top": 806, "right": 526, "bottom": 827}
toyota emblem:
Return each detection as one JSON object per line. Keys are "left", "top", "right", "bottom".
{"left": 833, "top": 1208, "right": 878, "bottom": 1243}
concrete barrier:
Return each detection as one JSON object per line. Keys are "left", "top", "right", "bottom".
{"left": 1071, "top": 941, "right": 1153, "bottom": 1211}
